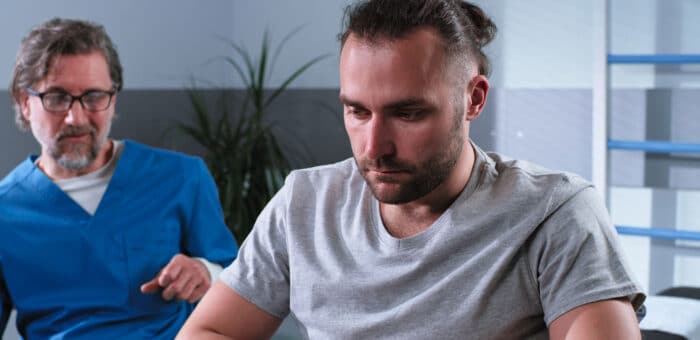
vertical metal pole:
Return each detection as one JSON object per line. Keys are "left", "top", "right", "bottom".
{"left": 592, "top": 0, "right": 609, "bottom": 204}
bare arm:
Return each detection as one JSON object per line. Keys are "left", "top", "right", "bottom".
{"left": 549, "top": 298, "right": 640, "bottom": 340}
{"left": 176, "top": 281, "right": 283, "bottom": 340}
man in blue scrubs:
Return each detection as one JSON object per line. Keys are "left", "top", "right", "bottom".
{"left": 0, "top": 18, "right": 238, "bottom": 339}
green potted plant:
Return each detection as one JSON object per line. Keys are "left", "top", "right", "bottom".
{"left": 178, "top": 29, "right": 330, "bottom": 243}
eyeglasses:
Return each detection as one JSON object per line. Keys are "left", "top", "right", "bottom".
{"left": 25, "top": 87, "right": 116, "bottom": 113}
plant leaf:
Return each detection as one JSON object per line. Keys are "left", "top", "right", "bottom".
{"left": 178, "top": 27, "right": 331, "bottom": 242}
{"left": 267, "top": 24, "right": 305, "bottom": 82}
{"left": 264, "top": 53, "right": 332, "bottom": 109}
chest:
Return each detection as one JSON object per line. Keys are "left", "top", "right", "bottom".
{"left": 0, "top": 187, "right": 184, "bottom": 310}
{"left": 286, "top": 229, "right": 547, "bottom": 339}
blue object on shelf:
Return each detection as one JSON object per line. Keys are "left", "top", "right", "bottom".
{"left": 616, "top": 226, "right": 700, "bottom": 241}
{"left": 608, "top": 139, "right": 700, "bottom": 153}
{"left": 608, "top": 54, "right": 700, "bottom": 64}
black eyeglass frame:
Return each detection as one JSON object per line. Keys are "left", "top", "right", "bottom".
{"left": 24, "top": 87, "right": 117, "bottom": 113}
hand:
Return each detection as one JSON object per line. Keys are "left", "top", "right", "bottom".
{"left": 140, "top": 254, "right": 211, "bottom": 303}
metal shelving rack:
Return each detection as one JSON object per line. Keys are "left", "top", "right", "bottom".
{"left": 592, "top": 0, "right": 700, "bottom": 243}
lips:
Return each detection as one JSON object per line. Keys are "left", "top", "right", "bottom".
{"left": 374, "top": 171, "right": 406, "bottom": 176}
{"left": 367, "top": 167, "right": 407, "bottom": 173}
{"left": 358, "top": 158, "right": 414, "bottom": 178}
{"left": 61, "top": 132, "right": 89, "bottom": 138}
{"left": 366, "top": 167, "right": 410, "bottom": 182}
{"left": 58, "top": 133, "right": 91, "bottom": 141}
{"left": 56, "top": 125, "right": 95, "bottom": 142}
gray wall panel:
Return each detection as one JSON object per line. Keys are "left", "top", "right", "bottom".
{"left": 494, "top": 89, "right": 592, "bottom": 179}
{"left": 0, "top": 91, "right": 38, "bottom": 177}
{"left": 609, "top": 90, "right": 646, "bottom": 186}
{"left": 6, "top": 88, "right": 700, "bottom": 187}
{"left": 671, "top": 90, "right": 700, "bottom": 154}
{"left": 1, "top": 88, "right": 501, "bottom": 178}
{"left": 607, "top": 88, "right": 700, "bottom": 189}
{"left": 1, "top": 89, "right": 351, "bottom": 178}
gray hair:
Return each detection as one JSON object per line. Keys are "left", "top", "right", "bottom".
{"left": 10, "top": 18, "right": 123, "bottom": 130}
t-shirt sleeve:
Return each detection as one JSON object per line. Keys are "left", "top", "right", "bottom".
{"left": 219, "top": 175, "right": 292, "bottom": 319}
{"left": 182, "top": 159, "right": 239, "bottom": 268}
{"left": 530, "top": 185, "right": 646, "bottom": 325}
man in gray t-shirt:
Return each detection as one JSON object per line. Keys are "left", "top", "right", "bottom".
{"left": 178, "top": 1, "right": 645, "bottom": 339}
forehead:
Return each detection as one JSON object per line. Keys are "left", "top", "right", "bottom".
{"left": 339, "top": 28, "right": 451, "bottom": 105}
{"left": 40, "top": 51, "right": 112, "bottom": 90}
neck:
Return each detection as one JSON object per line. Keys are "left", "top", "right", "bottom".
{"left": 379, "top": 141, "right": 476, "bottom": 238}
{"left": 38, "top": 139, "right": 114, "bottom": 180}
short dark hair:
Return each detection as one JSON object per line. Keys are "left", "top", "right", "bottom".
{"left": 339, "top": 0, "right": 496, "bottom": 77}
{"left": 10, "top": 18, "right": 123, "bottom": 130}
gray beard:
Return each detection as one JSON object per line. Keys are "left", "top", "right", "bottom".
{"left": 49, "top": 120, "right": 112, "bottom": 171}
{"left": 56, "top": 149, "right": 97, "bottom": 170}
{"left": 50, "top": 129, "right": 108, "bottom": 170}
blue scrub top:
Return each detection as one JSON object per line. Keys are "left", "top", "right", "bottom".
{"left": 0, "top": 140, "right": 238, "bottom": 339}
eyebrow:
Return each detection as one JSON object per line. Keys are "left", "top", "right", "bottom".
{"left": 338, "top": 94, "right": 364, "bottom": 108}
{"left": 41, "top": 86, "right": 112, "bottom": 94}
{"left": 383, "top": 98, "right": 430, "bottom": 110}
{"left": 339, "top": 95, "right": 430, "bottom": 110}
{"left": 41, "top": 86, "right": 69, "bottom": 93}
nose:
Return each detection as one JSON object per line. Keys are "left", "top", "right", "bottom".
{"left": 64, "top": 99, "right": 88, "bottom": 125}
{"left": 364, "top": 115, "right": 395, "bottom": 160}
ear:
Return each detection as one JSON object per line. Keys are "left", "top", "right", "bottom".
{"left": 111, "top": 92, "right": 118, "bottom": 106}
{"left": 465, "top": 75, "right": 489, "bottom": 121}
{"left": 18, "top": 92, "right": 32, "bottom": 121}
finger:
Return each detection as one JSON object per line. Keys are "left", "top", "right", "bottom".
{"left": 161, "top": 271, "right": 193, "bottom": 301}
{"left": 178, "top": 279, "right": 198, "bottom": 302}
{"left": 161, "top": 283, "right": 177, "bottom": 301}
{"left": 140, "top": 277, "right": 161, "bottom": 294}
{"left": 185, "top": 267, "right": 212, "bottom": 303}
{"left": 158, "top": 258, "right": 184, "bottom": 287}
{"left": 188, "top": 283, "right": 209, "bottom": 303}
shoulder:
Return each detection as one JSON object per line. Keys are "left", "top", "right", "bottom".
{"left": 269, "top": 158, "right": 364, "bottom": 211}
{"left": 0, "top": 158, "right": 34, "bottom": 200}
{"left": 122, "top": 140, "right": 205, "bottom": 172}
{"left": 123, "top": 140, "right": 202, "bottom": 163}
{"left": 483, "top": 151, "right": 594, "bottom": 213}
{"left": 486, "top": 151, "right": 590, "bottom": 189}
{"left": 285, "top": 158, "right": 360, "bottom": 190}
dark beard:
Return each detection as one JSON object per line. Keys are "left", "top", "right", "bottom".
{"left": 358, "top": 120, "right": 465, "bottom": 204}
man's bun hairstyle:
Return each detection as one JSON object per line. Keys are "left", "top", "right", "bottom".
{"left": 340, "top": 0, "right": 497, "bottom": 76}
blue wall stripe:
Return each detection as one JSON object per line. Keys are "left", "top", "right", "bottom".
{"left": 608, "top": 54, "right": 700, "bottom": 64}
{"left": 608, "top": 139, "right": 700, "bottom": 153}
{"left": 616, "top": 226, "right": 700, "bottom": 241}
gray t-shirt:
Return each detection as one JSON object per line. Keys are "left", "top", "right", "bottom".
{"left": 221, "top": 143, "right": 645, "bottom": 340}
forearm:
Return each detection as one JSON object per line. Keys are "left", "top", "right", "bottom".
{"left": 176, "top": 282, "right": 282, "bottom": 340}
{"left": 176, "top": 327, "right": 235, "bottom": 340}
{"left": 549, "top": 299, "right": 641, "bottom": 340}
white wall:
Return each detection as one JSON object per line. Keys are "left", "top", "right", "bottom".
{"left": 0, "top": 0, "right": 347, "bottom": 90}
{"left": 609, "top": 0, "right": 700, "bottom": 88}
{"left": 0, "top": 0, "right": 235, "bottom": 89}
{"left": 4, "top": 0, "right": 700, "bottom": 90}
{"left": 498, "top": 0, "right": 593, "bottom": 88}
{"left": 0, "top": 0, "right": 652, "bottom": 90}
{"left": 230, "top": 0, "right": 349, "bottom": 88}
